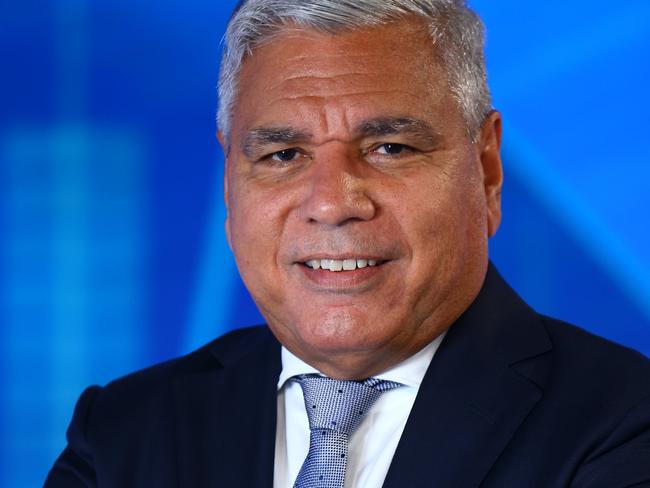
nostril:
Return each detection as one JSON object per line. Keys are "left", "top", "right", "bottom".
{"left": 302, "top": 191, "right": 377, "bottom": 226}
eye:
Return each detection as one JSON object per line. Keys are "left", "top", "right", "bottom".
{"left": 267, "top": 148, "right": 299, "bottom": 163}
{"left": 374, "top": 143, "right": 412, "bottom": 156}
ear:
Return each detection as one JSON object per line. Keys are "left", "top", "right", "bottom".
{"left": 217, "top": 130, "right": 233, "bottom": 250}
{"left": 477, "top": 111, "right": 503, "bottom": 237}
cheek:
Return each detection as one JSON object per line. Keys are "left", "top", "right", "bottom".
{"left": 401, "top": 170, "right": 485, "bottom": 265}
{"left": 228, "top": 183, "right": 267, "bottom": 266}
{"left": 229, "top": 178, "right": 274, "bottom": 238}
{"left": 227, "top": 182, "right": 292, "bottom": 287}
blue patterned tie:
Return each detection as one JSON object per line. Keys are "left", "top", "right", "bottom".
{"left": 292, "top": 374, "right": 401, "bottom": 488}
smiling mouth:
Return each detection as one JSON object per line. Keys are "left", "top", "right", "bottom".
{"left": 303, "top": 258, "right": 383, "bottom": 272}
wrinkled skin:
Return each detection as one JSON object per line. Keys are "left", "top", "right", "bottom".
{"left": 220, "top": 19, "right": 503, "bottom": 379}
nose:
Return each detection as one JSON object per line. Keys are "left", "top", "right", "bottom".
{"left": 299, "top": 146, "right": 377, "bottom": 226}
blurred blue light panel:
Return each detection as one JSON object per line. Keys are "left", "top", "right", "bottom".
{"left": 0, "top": 125, "right": 146, "bottom": 487}
{"left": 501, "top": 123, "right": 650, "bottom": 323}
{"left": 183, "top": 157, "right": 240, "bottom": 352}
{"left": 473, "top": 0, "right": 650, "bottom": 344}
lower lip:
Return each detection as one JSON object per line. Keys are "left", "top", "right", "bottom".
{"left": 298, "top": 262, "right": 387, "bottom": 289}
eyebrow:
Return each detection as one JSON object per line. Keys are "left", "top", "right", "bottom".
{"left": 353, "top": 117, "right": 442, "bottom": 146}
{"left": 242, "top": 127, "right": 313, "bottom": 158}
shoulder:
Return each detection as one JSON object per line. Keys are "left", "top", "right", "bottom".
{"left": 535, "top": 315, "right": 650, "bottom": 416}
{"left": 541, "top": 315, "right": 650, "bottom": 383}
{"left": 66, "top": 326, "right": 277, "bottom": 458}
{"left": 73, "top": 325, "right": 278, "bottom": 439}
{"left": 90, "top": 324, "right": 277, "bottom": 404}
{"left": 535, "top": 317, "right": 650, "bottom": 483}
{"left": 47, "top": 326, "right": 280, "bottom": 485}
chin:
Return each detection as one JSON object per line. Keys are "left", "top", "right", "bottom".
{"left": 295, "top": 314, "right": 399, "bottom": 359}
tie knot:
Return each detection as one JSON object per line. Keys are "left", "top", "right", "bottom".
{"left": 293, "top": 374, "right": 401, "bottom": 435}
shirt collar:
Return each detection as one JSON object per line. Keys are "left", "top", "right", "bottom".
{"left": 277, "top": 331, "right": 446, "bottom": 390}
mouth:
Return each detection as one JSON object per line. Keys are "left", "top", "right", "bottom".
{"left": 303, "top": 258, "right": 383, "bottom": 272}
{"left": 296, "top": 256, "right": 390, "bottom": 290}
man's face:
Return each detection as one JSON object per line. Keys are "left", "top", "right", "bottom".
{"left": 222, "top": 20, "right": 502, "bottom": 378}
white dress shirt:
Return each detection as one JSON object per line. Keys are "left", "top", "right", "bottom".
{"left": 273, "top": 332, "right": 446, "bottom": 488}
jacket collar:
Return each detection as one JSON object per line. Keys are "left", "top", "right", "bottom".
{"left": 383, "top": 263, "right": 553, "bottom": 487}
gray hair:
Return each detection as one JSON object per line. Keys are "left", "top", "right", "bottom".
{"left": 217, "top": 0, "right": 491, "bottom": 141}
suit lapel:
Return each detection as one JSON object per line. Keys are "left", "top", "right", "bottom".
{"left": 172, "top": 328, "right": 282, "bottom": 488}
{"left": 383, "top": 264, "right": 552, "bottom": 487}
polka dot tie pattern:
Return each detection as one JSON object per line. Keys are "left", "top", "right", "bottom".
{"left": 292, "top": 374, "right": 402, "bottom": 488}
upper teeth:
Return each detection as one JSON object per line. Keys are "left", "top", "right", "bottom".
{"left": 305, "top": 258, "right": 378, "bottom": 271}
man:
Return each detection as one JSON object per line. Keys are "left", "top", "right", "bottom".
{"left": 46, "top": 0, "right": 650, "bottom": 486}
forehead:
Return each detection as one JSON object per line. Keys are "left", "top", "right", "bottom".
{"left": 230, "top": 20, "right": 460, "bottom": 141}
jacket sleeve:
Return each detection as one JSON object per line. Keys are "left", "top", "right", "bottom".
{"left": 43, "top": 386, "right": 102, "bottom": 487}
{"left": 571, "top": 395, "right": 650, "bottom": 488}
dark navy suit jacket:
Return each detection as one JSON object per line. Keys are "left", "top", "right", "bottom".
{"left": 45, "top": 265, "right": 650, "bottom": 487}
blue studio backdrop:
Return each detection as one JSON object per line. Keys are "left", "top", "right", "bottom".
{"left": 1, "top": 1, "right": 649, "bottom": 486}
